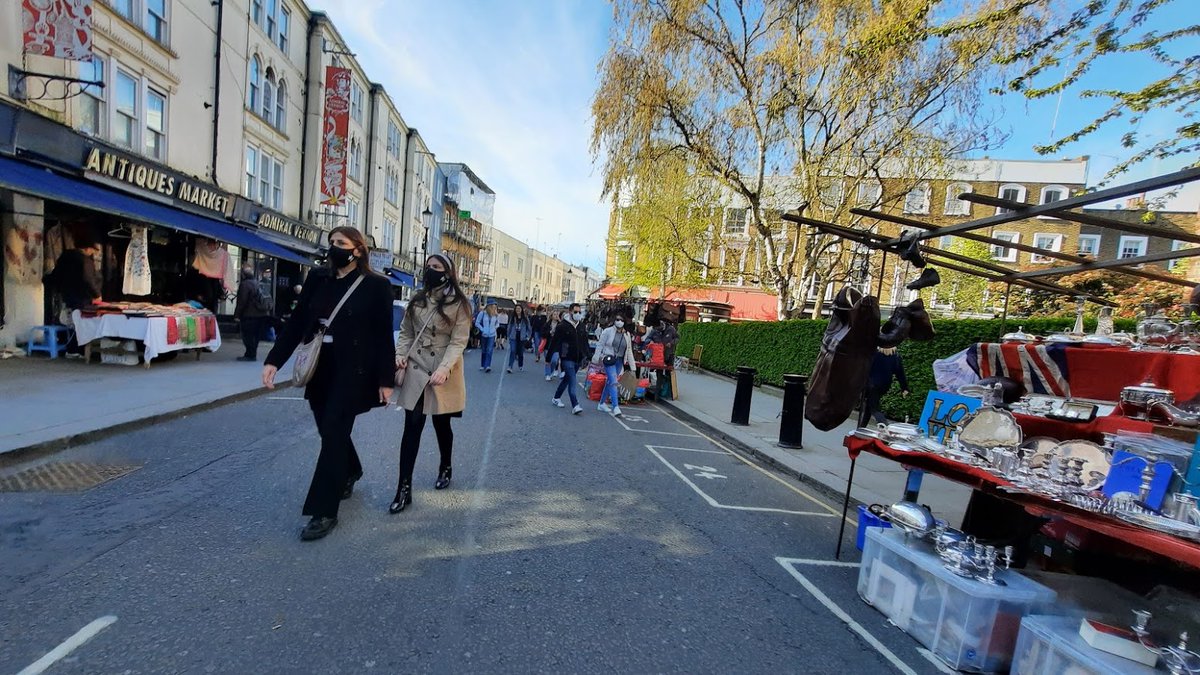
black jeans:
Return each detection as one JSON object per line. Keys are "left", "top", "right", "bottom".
{"left": 865, "top": 385, "right": 887, "bottom": 425}
{"left": 397, "top": 395, "right": 454, "bottom": 487}
{"left": 240, "top": 316, "right": 264, "bottom": 358}
{"left": 304, "top": 397, "right": 364, "bottom": 518}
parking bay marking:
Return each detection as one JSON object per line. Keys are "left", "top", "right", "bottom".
{"left": 648, "top": 446, "right": 834, "bottom": 517}
{"left": 18, "top": 615, "right": 117, "bottom": 675}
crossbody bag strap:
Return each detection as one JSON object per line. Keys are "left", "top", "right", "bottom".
{"left": 399, "top": 311, "right": 437, "bottom": 360}
{"left": 323, "top": 274, "right": 365, "bottom": 328}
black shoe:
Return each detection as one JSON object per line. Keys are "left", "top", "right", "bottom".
{"left": 899, "top": 235, "right": 927, "bottom": 268}
{"left": 236, "top": 356, "right": 257, "bottom": 362}
{"left": 435, "top": 466, "right": 452, "bottom": 490}
{"left": 905, "top": 299, "right": 936, "bottom": 341}
{"left": 877, "top": 308, "right": 912, "bottom": 348}
{"left": 388, "top": 481, "right": 413, "bottom": 514}
{"left": 906, "top": 267, "right": 941, "bottom": 290}
{"left": 341, "top": 473, "right": 362, "bottom": 500}
{"left": 300, "top": 516, "right": 337, "bottom": 541}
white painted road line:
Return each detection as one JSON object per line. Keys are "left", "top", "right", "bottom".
{"left": 775, "top": 559, "right": 919, "bottom": 675}
{"left": 646, "top": 446, "right": 836, "bottom": 517}
{"left": 18, "top": 615, "right": 117, "bottom": 675}
{"left": 777, "top": 557, "right": 861, "bottom": 568}
{"left": 650, "top": 445, "right": 730, "bottom": 455}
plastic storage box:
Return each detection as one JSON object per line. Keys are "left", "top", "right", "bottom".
{"left": 858, "top": 528, "right": 1057, "bottom": 673}
{"left": 1011, "top": 614, "right": 1158, "bottom": 674}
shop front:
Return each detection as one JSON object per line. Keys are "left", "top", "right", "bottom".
{"left": 0, "top": 104, "right": 313, "bottom": 364}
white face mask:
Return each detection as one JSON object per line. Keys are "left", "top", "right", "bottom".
{"left": 572, "top": 312, "right": 584, "bottom": 322}
{"left": 614, "top": 321, "right": 624, "bottom": 329}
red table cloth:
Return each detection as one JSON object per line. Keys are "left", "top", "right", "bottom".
{"left": 1012, "top": 412, "right": 1155, "bottom": 443}
{"left": 844, "top": 435, "right": 1200, "bottom": 569}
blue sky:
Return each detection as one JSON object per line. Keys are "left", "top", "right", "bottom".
{"left": 315, "top": 1, "right": 1197, "bottom": 273}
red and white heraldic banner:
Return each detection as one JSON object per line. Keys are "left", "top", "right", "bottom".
{"left": 22, "top": 0, "right": 94, "bottom": 60}
{"left": 319, "top": 67, "right": 352, "bottom": 206}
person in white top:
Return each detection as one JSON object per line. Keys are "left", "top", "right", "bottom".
{"left": 496, "top": 308, "right": 511, "bottom": 350}
{"left": 592, "top": 315, "right": 637, "bottom": 417}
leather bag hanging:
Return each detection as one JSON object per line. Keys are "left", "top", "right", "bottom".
{"left": 291, "top": 275, "right": 364, "bottom": 387}
{"left": 804, "top": 286, "right": 881, "bottom": 431}
{"left": 394, "top": 311, "right": 437, "bottom": 388}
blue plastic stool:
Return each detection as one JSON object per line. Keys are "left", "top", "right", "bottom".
{"left": 27, "top": 325, "right": 72, "bottom": 359}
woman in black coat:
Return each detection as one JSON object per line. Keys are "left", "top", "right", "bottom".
{"left": 262, "top": 226, "right": 394, "bottom": 541}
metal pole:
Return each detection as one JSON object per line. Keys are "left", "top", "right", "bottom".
{"left": 998, "top": 282, "right": 1012, "bottom": 340}
{"left": 730, "top": 366, "right": 756, "bottom": 426}
{"left": 835, "top": 456, "right": 857, "bottom": 560}
{"left": 876, "top": 251, "right": 887, "bottom": 298}
{"left": 778, "top": 374, "right": 807, "bottom": 448}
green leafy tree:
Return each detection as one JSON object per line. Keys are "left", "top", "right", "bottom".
{"left": 925, "top": 239, "right": 996, "bottom": 317}
{"left": 592, "top": 0, "right": 1049, "bottom": 319}
{"left": 1001, "top": 0, "right": 1200, "bottom": 180}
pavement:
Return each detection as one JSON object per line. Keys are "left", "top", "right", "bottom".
{"left": 0, "top": 342, "right": 271, "bottom": 460}
{"left": 662, "top": 368, "right": 973, "bottom": 526}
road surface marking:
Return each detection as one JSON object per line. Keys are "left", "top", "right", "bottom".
{"left": 18, "top": 615, "right": 117, "bottom": 675}
{"left": 775, "top": 559, "right": 919, "bottom": 675}
{"left": 647, "top": 446, "right": 835, "bottom": 517}
{"left": 917, "top": 648, "right": 956, "bottom": 674}
{"left": 777, "top": 557, "right": 861, "bottom": 568}
{"left": 650, "top": 445, "right": 729, "bottom": 455}
{"left": 652, "top": 403, "right": 855, "bottom": 525}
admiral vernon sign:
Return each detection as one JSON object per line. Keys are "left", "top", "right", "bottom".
{"left": 257, "top": 211, "right": 322, "bottom": 246}
{"left": 82, "top": 146, "right": 231, "bottom": 216}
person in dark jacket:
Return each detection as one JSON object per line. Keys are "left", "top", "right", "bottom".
{"left": 550, "top": 303, "right": 590, "bottom": 414}
{"left": 234, "top": 266, "right": 270, "bottom": 362}
{"left": 505, "top": 305, "right": 532, "bottom": 373}
{"left": 865, "top": 346, "right": 910, "bottom": 424}
{"left": 261, "top": 226, "right": 394, "bottom": 542}
{"left": 47, "top": 234, "right": 103, "bottom": 355}
{"left": 530, "top": 307, "right": 548, "bottom": 362}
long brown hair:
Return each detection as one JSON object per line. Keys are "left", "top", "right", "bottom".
{"left": 327, "top": 226, "right": 378, "bottom": 275}
{"left": 412, "top": 253, "right": 468, "bottom": 321}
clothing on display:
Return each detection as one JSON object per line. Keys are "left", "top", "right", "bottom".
{"left": 191, "top": 239, "right": 230, "bottom": 282}
{"left": 122, "top": 224, "right": 151, "bottom": 295}
{"left": 805, "top": 286, "right": 881, "bottom": 431}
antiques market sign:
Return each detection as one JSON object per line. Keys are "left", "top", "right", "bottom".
{"left": 83, "top": 146, "right": 231, "bottom": 216}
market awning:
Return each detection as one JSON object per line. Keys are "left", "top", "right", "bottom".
{"left": 0, "top": 155, "right": 314, "bottom": 266}
{"left": 594, "top": 284, "right": 626, "bottom": 299}
{"left": 387, "top": 269, "right": 416, "bottom": 288}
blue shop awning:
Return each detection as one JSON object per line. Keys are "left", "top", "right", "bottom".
{"left": 388, "top": 269, "right": 416, "bottom": 287}
{"left": 0, "top": 155, "right": 315, "bottom": 266}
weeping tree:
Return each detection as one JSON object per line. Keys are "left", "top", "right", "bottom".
{"left": 1001, "top": 0, "right": 1200, "bottom": 181}
{"left": 592, "top": 0, "right": 1048, "bottom": 318}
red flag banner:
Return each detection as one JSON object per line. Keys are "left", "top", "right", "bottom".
{"left": 319, "top": 67, "right": 352, "bottom": 206}
{"left": 22, "top": 0, "right": 94, "bottom": 60}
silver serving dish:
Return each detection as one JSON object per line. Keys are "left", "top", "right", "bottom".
{"left": 884, "top": 422, "right": 920, "bottom": 438}
{"left": 1118, "top": 510, "right": 1200, "bottom": 541}
{"left": 1120, "top": 380, "right": 1175, "bottom": 419}
{"left": 957, "top": 407, "right": 1023, "bottom": 453}
{"left": 885, "top": 501, "right": 936, "bottom": 537}
{"left": 1000, "top": 326, "right": 1037, "bottom": 343}
{"left": 1045, "top": 332, "right": 1086, "bottom": 344}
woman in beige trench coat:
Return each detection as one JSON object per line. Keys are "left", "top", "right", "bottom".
{"left": 390, "top": 254, "right": 473, "bottom": 513}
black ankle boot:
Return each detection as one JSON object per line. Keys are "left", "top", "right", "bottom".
{"left": 899, "top": 236, "right": 927, "bottom": 268}
{"left": 389, "top": 480, "right": 412, "bottom": 514}
{"left": 435, "top": 466, "right": 452, "bottom": 490}
{"left": 906, "top": 267, "right": 941, "bottom": 290}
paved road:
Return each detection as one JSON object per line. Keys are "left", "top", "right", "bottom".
{"left": 2, "top": 357, "right": 948, "bottom": 674}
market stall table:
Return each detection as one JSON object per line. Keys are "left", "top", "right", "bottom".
{"left": 73, "top": 306, "right": 221, "bottom": 366}
{"left": 836, "top": 435, "right": 1200, "bottom": 570}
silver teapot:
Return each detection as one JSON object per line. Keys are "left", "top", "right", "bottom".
{"left": 1138, "top": 304, "right": 1179, "bottom": 347}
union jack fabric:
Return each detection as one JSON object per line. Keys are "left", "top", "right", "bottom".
{"left": 967, "top": 342, "right": 1071, "bottom": 397}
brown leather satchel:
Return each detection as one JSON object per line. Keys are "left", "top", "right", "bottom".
{"left": 804, "top": 287, "right": 881, "bottom": 431}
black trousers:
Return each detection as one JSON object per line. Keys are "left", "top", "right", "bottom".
{"left": 303, "top": 396, "right": 364, "bottom": 518}
{"left": 865, "top": 385, "right": 888, "bottom": 425}
{"left": 398, "top": 395, "right": 454, "bottom": 487}
{"left": 240, "top": 316, "right": 263, "bottom": 358}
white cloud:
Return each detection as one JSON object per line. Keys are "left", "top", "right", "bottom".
{"left": 312, "top": 0, "right": 612, "bottom": 272}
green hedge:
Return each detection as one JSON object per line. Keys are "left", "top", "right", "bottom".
{"left": 677, "top": 317, "right": 1137, "bottom": 422}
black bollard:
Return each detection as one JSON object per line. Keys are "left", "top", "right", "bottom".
{"left": 730, "top": 366, "right": 756, "bottom": 426}
{"left": 778, "top": 374, "right": 807, "bottom": 448}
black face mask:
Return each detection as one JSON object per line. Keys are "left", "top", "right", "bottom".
{"left": 328, "top": 246, "right": 356, "bottom": 268}
{"left": 423, "top": 268, "right": 447, "bottom": 289}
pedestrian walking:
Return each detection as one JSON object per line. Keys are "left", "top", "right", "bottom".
{"left": 474, "top": 300, "right": 500, "bottom": 372}
{"left": 543, "top": 310, "right": 562, "bottom": 381}
{"left": 234, "top": 265, "right": 271, "bottom": 362}
{"left": 592, "top": 315, "right": 637, "bottom": 417}
{"left": 496, "top": 307, "right": 510, "bottom": 350}
{"left": 865, "top": 346, "right": 910, "bottom": 424}
{"left": 262, "top": 226, "right": 394, "bottom": 541}
{"left": 550, "top": 303, "right": 590, "bottom": 414}
{"left": 506, "top": 305, "right": 532, "bottom": 373}
{"left": 530, "top": 307, "right": 548, "bottom": 363}
{"left": 391, "top": 254, "right": 472, "bottom": 513}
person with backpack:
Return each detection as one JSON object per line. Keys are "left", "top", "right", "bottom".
{"left": 234, "top": 266, "right": 270, "bottom": 362}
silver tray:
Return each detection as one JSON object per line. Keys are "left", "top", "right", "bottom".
{"left": 957, "top": 407, "right": 1023, "bottom": 453}
{"left": 1117, "top": 511, "right": 1200, "bottom": 541}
